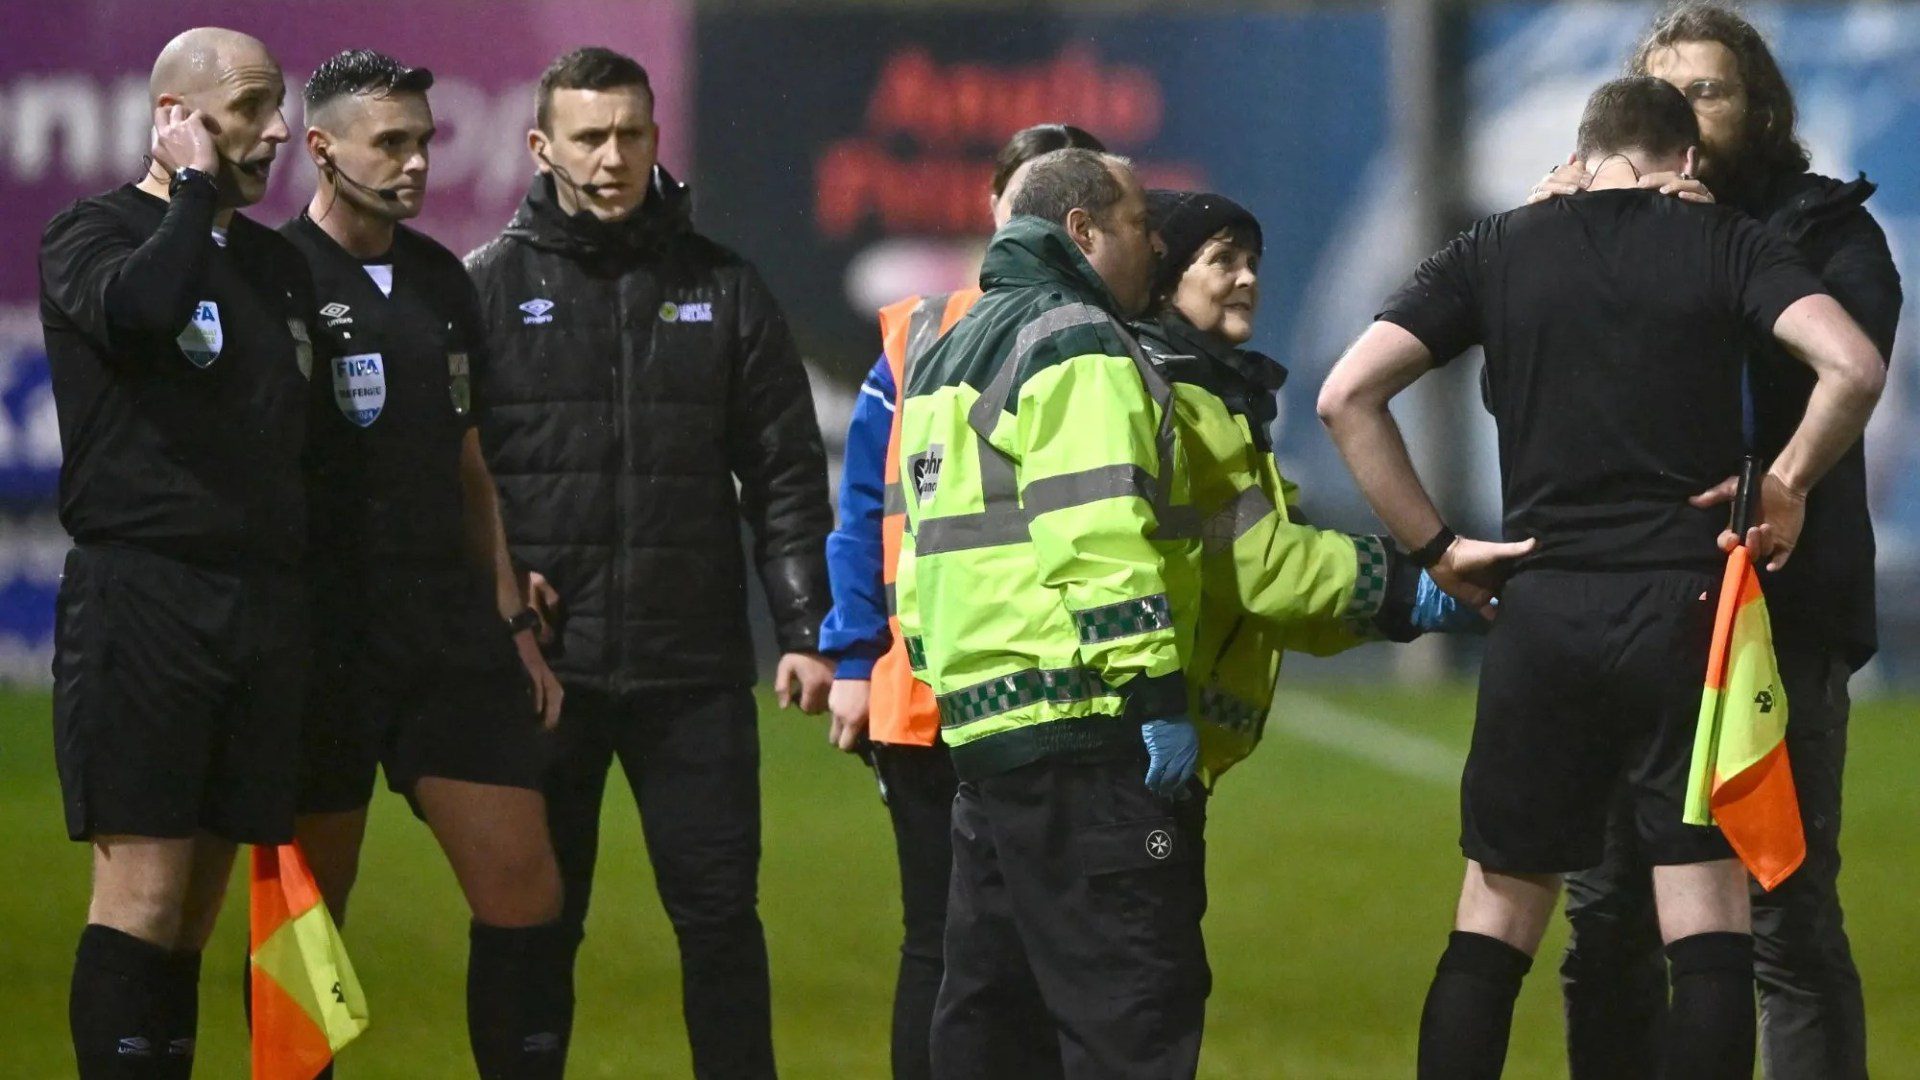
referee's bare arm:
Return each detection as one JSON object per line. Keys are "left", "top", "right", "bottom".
{"left": 1729, "top": 295, "right": 1885, "bottom": 570}
{"left": 1318, "top": 322, "right": 1535, "bottom": 616}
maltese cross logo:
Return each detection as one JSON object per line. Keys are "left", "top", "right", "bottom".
{"left": 1146, "top": 829, "right": 1173, "bottom": 860}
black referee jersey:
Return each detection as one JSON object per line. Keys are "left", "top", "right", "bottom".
{"left": 282, "top": 211, "right": 491, "bottom": 579}
{"left": 1378, "top": 188, "right": 1825, "bottom": 570}
{"left": 39, "top": 182, "right": 315, "bottom": 567}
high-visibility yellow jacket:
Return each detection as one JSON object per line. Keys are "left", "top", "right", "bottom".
{"left": 894, "top": 217, "right": 1201, "bottom": 781}
{"left": 1135, "top": 312, "right": 1401, "bottom": 782}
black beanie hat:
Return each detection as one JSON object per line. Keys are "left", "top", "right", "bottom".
{"left": 1146, "top": 190, "right": 1263, "bottom": 300}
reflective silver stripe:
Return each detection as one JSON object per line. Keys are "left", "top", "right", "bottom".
{"left": 886, "top": 296, "right": 948, "bottom": 520}
{"left": 902, "top": 292, "right": 951, "bottom": 376}
{"left": 914, "top": 510, "right": 1030, "bottom": 555}
{"left": 1022, "top": 464, "right": 1155, "bottom": 519}
{"left": 1019, "top": 462, "right": 1200, "bottom": 540}
{"left": 884, "top": 581, "right": 898, "bottom": 616}
{"left": 979, "top": 441, "right": 1018, "bottom": 510}
{"left": 966, "top": 302, "right": 1114, "bottom": 440}
{"left": 1201, "top": 485, "right": 1277, "bottom": 553}
{"left": 1155, "top": 504, "right": 1203, "bottom": 541}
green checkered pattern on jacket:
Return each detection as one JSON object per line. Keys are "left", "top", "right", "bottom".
{"left": 1348, "top": 535, "right": 1389, "bottom": 619}
{"left": 904, "top": 635, "right": 927, "bottom": 672}
{"left": 938, "top": 666, "right": 1111, "bottom": 729}
{"left": 1200, "top": 685, "right": 1265, "bottom": 734}
{"left": 1072, "top": 594, "right": 1173, "bottom": 646}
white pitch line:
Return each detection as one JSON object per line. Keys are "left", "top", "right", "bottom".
{"left": 1267, "top": 689, "right": 1465, "bottom": 787}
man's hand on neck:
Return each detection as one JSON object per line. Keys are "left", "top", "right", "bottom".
{"left": 1583, "top": 146, "right": 1693, "bottom": 193}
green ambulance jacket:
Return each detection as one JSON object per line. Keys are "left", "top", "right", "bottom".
{"left": 893, "top": 216, "right": 1202, "bottom": 782}
{"left": 1135, "top": 312, "right": 1394, "bottom": 784}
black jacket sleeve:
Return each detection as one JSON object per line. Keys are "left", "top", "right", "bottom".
{"left": 40, "top": 182, "right": 218, "bottom": 353}
{"left": 1817, "top": 207, "right": 1903, "bottom": 361}
{"left": 725, "top": 261, "right": 833, "bottom": 654}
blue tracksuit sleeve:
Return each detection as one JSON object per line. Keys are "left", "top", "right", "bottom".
{"left": 819, "top": 356, "right": 895, "bottom": 678}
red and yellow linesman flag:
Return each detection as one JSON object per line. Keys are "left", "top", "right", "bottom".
{"left": 1684, "top": 540, "right": 1805, "bottom": 891}
{"left": 250, "top": 843, "right": 369, "bottom": 1079}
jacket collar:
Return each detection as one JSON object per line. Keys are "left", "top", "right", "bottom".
{"left": 1142, "top": 310, "right": 1287, "bottom": 393}
{"left": 1731, "top": 168, "right": 1877, "bottom": 242}
{"left": 504, "top": 163, "right": 693, "bottom": 261}
{"left": 979, "top": 215, "right": 1126, "bottom": 316}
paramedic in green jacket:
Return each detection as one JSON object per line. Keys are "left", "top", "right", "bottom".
{"left": 1132, "top": 190, "right": 1500, "bottom": 784}
{"left": 897, "top": 152, "right": 1501, "bottom": 1080}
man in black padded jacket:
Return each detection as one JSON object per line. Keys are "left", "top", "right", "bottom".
{"left": 465, "top": 47, "right": 832, "bottom": 1078}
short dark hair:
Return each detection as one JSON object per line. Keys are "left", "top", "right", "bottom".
{"left": 991, "top": 124, "right": 1106, "bottom": 199}
{"left": 304, "top": 49, "right": 434, "bottom": 115}
{"left": 1628, "top": 1, "right": 1810, "bottom": 176}
{"left": 536, "top": 47, "right": 651, "bottom": 132}
{"left": 1008, "top": 149, "right": 1132, "bottom": 227}
{"left": 1576, "top": 76, "right": 1700, "bottom": 162}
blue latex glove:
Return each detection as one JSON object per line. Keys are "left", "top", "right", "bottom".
{"left": 1412, "top": 570, "right": 1493, "bottom": 634}
{"left": 1140, "top": 716, "right": 1200, "bottom": 798}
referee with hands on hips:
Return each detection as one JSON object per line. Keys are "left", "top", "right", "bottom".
{"left": 1319, "top": 76, "right": 1884, "bottom": 1080}
{"left": 39, "top": 26, "right": 312, "bottom": 1080}
{"left": 283, "top": 48, "right": 571, "bottom": 1080}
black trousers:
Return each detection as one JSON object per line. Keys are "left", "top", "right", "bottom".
{"left": 872, "top": 743, "right": 960, "bottom": 1080}
{"left": 930, "top": 752, "right": 1210, "bottom": 1080}
{"left": 1561, "top": 640, "right": 1865, "bottom": 1080}
{"left": 547, "top": 684, "right": 774, "bottom": 1079}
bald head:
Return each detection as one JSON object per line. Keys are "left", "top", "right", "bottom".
{"left": 144, "top": 27, "right": 289, "bottom": 209}
{"left": 150, "top": 27, "right": 277, "bottom": 104}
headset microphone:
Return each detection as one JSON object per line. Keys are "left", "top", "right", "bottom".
{"left": 322, "top": 150, "right": 401, "bottom": 201}
{"left": 537, "top": 149, "right": 603, "bottom": 197}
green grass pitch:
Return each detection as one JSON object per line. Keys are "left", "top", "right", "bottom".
{"left": 2, "top": 682, "right": 1915, "bottom": 1077}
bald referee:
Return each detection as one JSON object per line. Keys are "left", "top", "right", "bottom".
{"left": 281, "top": 49, "right": 573, "bottom": 1079}
{"left": 40, "top": 28, "right": 312, "bottom": 1079}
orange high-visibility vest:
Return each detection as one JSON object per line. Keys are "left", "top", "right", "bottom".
{"left": 872, "top": 288, "right": 981, "bottom": 746}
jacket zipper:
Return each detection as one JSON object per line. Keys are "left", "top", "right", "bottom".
{"left": 609, "top": 274, "right": 627, "bottom": 684}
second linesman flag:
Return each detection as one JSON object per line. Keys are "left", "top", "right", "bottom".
{"left": 1684, "top": 461, "right": 1805, "bottom": 891}
{"left": 250, "top": 842, "right": 370, "bottom": 1080}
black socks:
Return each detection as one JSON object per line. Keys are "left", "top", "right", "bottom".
{"left": 70, "top": 925, "right": 199, "bottom": 1080}
{"left": 1417, "top": 928, "right": 1756, "bottom": 1080}
{"left": 1417, "top": 930, "right": 1534, "bottom": 1080}
{"left": 467, "top": 920, "right": 577, "bottom": 1080}
{"left": 1661, "top": 932, "right": 1755, "bottom": 1080}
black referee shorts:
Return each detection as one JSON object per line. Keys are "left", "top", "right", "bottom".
{"left": 1462, "top": 567, "right": 1734, "bottom": 874}
{"left": 298, "top": 572, "right": 551, "bottom": 817}
{"left": 52, "top": 544, "right": 308, "bottom": 844}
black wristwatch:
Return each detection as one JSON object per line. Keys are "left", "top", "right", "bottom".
{"left": 505, "top": 608, "right": 542, "bottom": 636}
{"left": 1407, "top": 524, "right": 1457, "bottom": 568}
{"left": 170, "top": 166, "right": 215, "bottom": 197}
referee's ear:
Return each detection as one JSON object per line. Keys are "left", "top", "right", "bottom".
{"left": 306, "top": 129, "right": 330, "bottom": 171}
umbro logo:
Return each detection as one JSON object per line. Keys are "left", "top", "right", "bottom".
{"left": 519, "top": 298, "right": 556, "bottom": 325}
{"left": 118, "top": 1037, "right": 154, "bottom": 1056}
{"left": 659, "top": 300, "right": 713, "bottom": 323}
{"left": 319, "top": 302, "right": 352, "bottom": 327}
